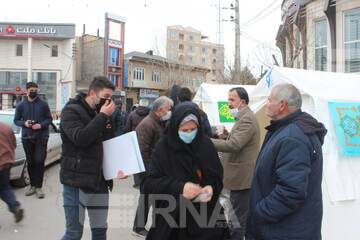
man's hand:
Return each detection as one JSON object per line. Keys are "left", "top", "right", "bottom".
{"left": 117, "top": 170, "right": 128, "bottom": 179}
{"left": 24, "top": 120, "right": 32, "bottom": 128}
{"left": 31, "top": 124, "right": 42, "bottom": 130}
{"left": 100, "top": 100, "right": 116, "bottom": 117}
{"left": 218, "top": 128, "right": 229, "bottom": 140}
{"left": 199, "top": 185, "right": 213, "bottom": 203}
{"left": 182, "top": 182, "right": 202, "bottom": 200}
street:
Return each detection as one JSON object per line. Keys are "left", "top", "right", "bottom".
{"left": 0, "top": 163, "right": 145, "bottom": 240}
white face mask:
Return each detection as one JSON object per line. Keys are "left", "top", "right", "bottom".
{"left": 161, "top": 111, "right": 172, "bottom": 121}
{"left": 230, "top": 108, "right": 239, "bottom": 118}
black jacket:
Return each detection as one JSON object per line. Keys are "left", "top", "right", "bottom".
{"left": 123, "top": 106, "right": 150, "bottom": 133}
{"left": 60, "top": 93, "right": 113, "bottom": 192}
{"left": 143, "top": 103, "right": 229, "bottom": 240}
{"left": 247, "top": 110, "right": 327, "bottom": 240}
{"left": 14, "top": 97, "right": 52, "bottom": 140}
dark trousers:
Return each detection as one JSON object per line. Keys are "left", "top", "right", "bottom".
{"left": 22, "top": 138, "right": 48, "bottom": 188}
{"left": 62, "top": 184, "right": 109, "bottom": 240}
{"left": 228, "top": 189, "right": 250, "bottom": 240}
{"left": 0, "top": 167, "right": 21, "bottom": 213}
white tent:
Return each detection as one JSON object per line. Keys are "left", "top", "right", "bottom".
{"left": 250, "top": 66, "right": 360, "bottom": 240}
{"left": 193, "top": 83, "right": 255, "bottom": 130}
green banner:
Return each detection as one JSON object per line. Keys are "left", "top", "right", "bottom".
{"left": 218, "top": 101, "right": 236, "bottom": 123}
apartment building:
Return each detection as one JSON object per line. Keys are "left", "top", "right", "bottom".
{"left": 166, "top": 25, "right": 224, "bottom": 83}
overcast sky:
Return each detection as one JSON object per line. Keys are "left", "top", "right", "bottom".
{"left": 0, "top": 0, "right": 282, "bottom": 76}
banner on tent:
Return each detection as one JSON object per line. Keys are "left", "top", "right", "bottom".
{"left": 218, "top": 102, "right": 236, "bottom": 123}
{"left": 329, "top": 102, "right": 360, "bottom": 156}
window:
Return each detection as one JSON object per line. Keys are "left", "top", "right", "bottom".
{"left": 51, "top": 45, "right": 58, "bottom": 57}
{"left": 179, "top": 55, "right": 184, "bottom": 61}
{"left": 133, "top": 67, "right": 145, "bottom": 81}
{"left": 16, "top": 44, "right": 23, "bottom": 56}
{"left": 152, "top": 70, "right": 161, "bottom": 83}
{"left": 109, "top": 74, "right": 119, "bottom": 86}
{"left": 212, "top": 58, "right": 217, "bottom": 65}
{"left": 32, "top": 72, "right": 57, "bottom": 110}
{"left": 0, "top": 71, "right": 27, "bottom": 88}
{"left": 179, "top": 33, "right": 184, "bottom": 40}
{"left": 201, "top": 47, "right": 207, "bottom": 55}
{"left": 212, "top": 48, "right": 217, "bottom": 54}
{"left": 109, "top": 47, "right": 120, "bottom": 66}
{"left": 201, "top": 57, "right": 206, "bottom": 65}
{"left": 179, "top": 44, "right": 184, "bottom": 50}
{"left": 170, "top": 31, "right": 177, "bottom": 39}
{"left": 315, "top": 19, "right": 328, "bottom": 71}
{"left": 345, "top": 9, "right": 360, "bottom": 73}
{"left": 188, "top": 46, "right": 194, "bottom": 53}
{"left": 188, "top": 56, "right": 194, "bottom": 64}
{"left": 189, "top": 35, "right": 194, "bottom": 41}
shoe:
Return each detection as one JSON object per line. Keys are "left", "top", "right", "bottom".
{"left": 25, "top": 186, "right": 36, "bottom": 196}
{"left": 132, "top": 229, "right": 148, "bottom": 237}
{"left": 35, "top": 188, "right": 45, "bottom": 199}
{"left": 14, "top": 208, "right": 24, "bottom": 223}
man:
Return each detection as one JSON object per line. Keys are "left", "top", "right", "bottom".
{"left": 177, "top": 87, "right": 212, "bottom": 137}
{"left": 133, "top": 96, "right": 173, "bottom": 237}
{"left": 246, "top": 84, "right": 327, "bottom": 240}
{"left": 60, "top": 76, "right": 120, "bottom": 240}
{"left": 211, "top": 87, "right": 260, "bottom": 240}
{"left": 14, "top": 82, "right": 52, "bottom": 199}
{"left": 123, "top": 98, "right": 150, "bottom": 188}
{"left": 0, "top": 122, "right": 24, "bottom": 224}
{"left": 124, "top": 99, "right": 150, "bottom": 134}
{"left": 111, "top": 99, "right": 128, "bottom": 136}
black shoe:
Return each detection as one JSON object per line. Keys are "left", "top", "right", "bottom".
{"left": 14, "top": 208, "right": 24, "bottom": 223}
{"left": 132, "top": 228, "right": 148, "bottom": 238}
{"left": 132, "top": 184, "right": 140, "bottom": 189}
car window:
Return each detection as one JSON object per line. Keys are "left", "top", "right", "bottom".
{"left": 0, "top": 114, "right": 20, "bottom": 134}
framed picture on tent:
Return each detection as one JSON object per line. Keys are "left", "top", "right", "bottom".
{"left": 217, "top": 101, "right": 236, "bottom": 123}
{"left": 329, "top": 102, "right": 360, "bottom": 157}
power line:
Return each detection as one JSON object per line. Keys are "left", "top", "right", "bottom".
{"left": 241, "top": 0, "right": 281, "bottom": 28}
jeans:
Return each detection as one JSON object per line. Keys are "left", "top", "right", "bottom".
{"left": 22, "top": 138, "right": 48, "bottom": 188}
{"left": 228, "top": 189, "right": 251, "bottom": 240}
{"left": 0, "top": 167, "right": 21, "bottom": 213}
{"left": 62, "top": 184, "right": 109, "bottom": 240}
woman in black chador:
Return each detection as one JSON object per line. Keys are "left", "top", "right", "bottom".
{"left": 143, "top": 102, "right": 229, "bottom": 240}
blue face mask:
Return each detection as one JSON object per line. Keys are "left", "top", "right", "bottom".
{"left": 178, "top": 129, "right": 198, "bottom": 144}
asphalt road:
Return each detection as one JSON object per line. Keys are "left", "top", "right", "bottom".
{"left": 0, "top": 163, "right": 146, "bottom": 240}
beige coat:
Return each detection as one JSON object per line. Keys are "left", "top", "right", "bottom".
{"left": 212, "top": 106, "right": 260, "bottom": 190}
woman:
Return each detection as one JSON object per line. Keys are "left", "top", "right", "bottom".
{"left": 143, "top": 102, "right": 228, "bottom": 240}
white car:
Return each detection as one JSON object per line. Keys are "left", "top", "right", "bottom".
{"left": 0, "top": 109, "right": 62, "bottom": 187}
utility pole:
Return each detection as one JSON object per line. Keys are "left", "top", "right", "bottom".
{"left": 234, "top": 0, "right": 241, "bottom": 83}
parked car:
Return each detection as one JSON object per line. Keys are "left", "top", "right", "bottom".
{"left": 0, "top": 109, "right": 62, "bottom": 187}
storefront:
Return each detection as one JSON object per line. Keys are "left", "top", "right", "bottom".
{"left": 0, "top": 22, "right": 76, "bottom": 112}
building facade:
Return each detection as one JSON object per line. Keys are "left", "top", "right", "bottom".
{"left": 124, "top": 51, "right": 209, "bottom": 106}
{"left": 276, "top": 0, "right": 360, "bottom": 73}
{"left": 0, "top": 22, "right": 76, "bottom": 112}
{"left": 166, "top": 25, "right": 224, "bottom": 83}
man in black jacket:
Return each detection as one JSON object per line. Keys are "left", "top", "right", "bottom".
{"left": 14, "top": 82, "right": 52, "bottom": 199}
{"left": 60, "top": 76, "right": 117, "bottom": 240}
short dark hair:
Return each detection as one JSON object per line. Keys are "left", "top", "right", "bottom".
{"left": 26, "top": 82, "right": 38, "bottom": 89}
{"left": 178, "top": 87, "right": 192, "bottom": 102}
{"left": 88, "top": 76, "right": 115, "bottom": 93}
{"left": 229, "top": 87, "right": 249, "bottom": 104}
